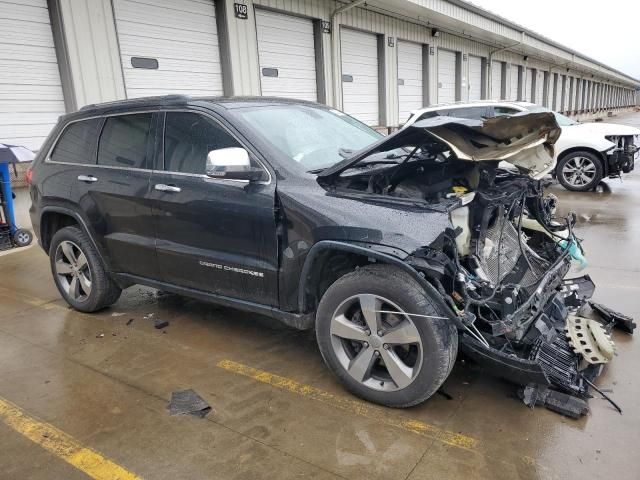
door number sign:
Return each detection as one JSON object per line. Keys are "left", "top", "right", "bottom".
{"left": 234, "top": 3, "right": 248, "bottom": 19}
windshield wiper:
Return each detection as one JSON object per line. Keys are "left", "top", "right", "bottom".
{"left": 338, "top": 147, "right": 355, "bottom": 158}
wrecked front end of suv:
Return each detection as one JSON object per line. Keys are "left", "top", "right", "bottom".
{"left": 318, "top": 112, "right": 635, "bottom": 417}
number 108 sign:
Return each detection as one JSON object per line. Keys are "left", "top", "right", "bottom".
{"left": 234, "top": 3, "right": 248, "bottom": 19}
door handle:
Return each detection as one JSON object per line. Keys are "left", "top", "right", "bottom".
{"left": 155, "top": 183, "right": 181, "bottom": 193}
{"left": 77, "top": 175, "right": 98, "bottom": 183}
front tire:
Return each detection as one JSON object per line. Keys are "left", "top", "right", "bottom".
{"left": 556, "top": 151, "right": 603, "bottom": 191}
{"left": 315, "top": 264, "right": 457, "bottom": 408}
{"left": 49, "top": 226, "right": 122, "bottom": 312}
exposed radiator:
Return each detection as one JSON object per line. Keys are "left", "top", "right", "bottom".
{"left": 478, "top": 216, "right": 548, "bottom": 285}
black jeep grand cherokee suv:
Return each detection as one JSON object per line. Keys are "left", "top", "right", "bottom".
{"left": 30, "top": 96, "right": 632, "bottom": 414}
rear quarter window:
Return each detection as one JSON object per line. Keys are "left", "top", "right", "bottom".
{"left": 50, "top": 118, "right": 101, "bottom": 164}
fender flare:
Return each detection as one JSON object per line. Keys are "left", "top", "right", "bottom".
{"left": 297, "top": 240, "right": 460, "bottom": 327}
{"left": 40, "top": 206, "right": 110, "bottom": 268}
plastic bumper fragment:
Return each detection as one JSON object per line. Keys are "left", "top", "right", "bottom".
{"left": 590, "top": 302, "right": 636, "bottom": 334}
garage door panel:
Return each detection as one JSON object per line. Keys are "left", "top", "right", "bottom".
{"left": 341, "top": 29, "right": 379, "bottom": 125}
{"left": 257, "top": 43, "right": 316, "bottom": 60}
{"left": 0, "top": 100, "right": 65, "bottom": 114}
{"left": 509, "top": 67, "right": 519, "bottom": 100}
{"left": 0, "top": 112, "right": 61, "bottom": 127}
{"left": 1, "top": 2, "right": 51, "bottom": 23}
{"left": 491, "top": 61, "right": 502, "bottom": 100}
{"left": 256, "top": 9, "right": 317, "bottom": 102}
{"left": 0, "top": 60, "right": 63, "bottom": 84}
{"left": 438, "top": 49, "right": 456, "bottom": 103}
{"left": 124, "top": 71, "right": 222, "bottom": 89}
{"left": 114, "top": 0, "right": 223, "bottom": 98}
{"left": 114, "top": 1, "right": 216, "bottom": 32}
{"left": 398, "top": 41, "right": 423, "bottom": 121}
{"left": 0, "top": 18, "right": 59, "bottom": 47}
{"left": 468, "top": 55, "right": 482, "bottom": 101}
{"left": 0, "top": 0, "right": 65, "bottom": 150}
{"left": 117, "top": 23, "right": 219, "bottom": 47}
{"left": 119, "top": 40, "right": 221, "bottom": 64}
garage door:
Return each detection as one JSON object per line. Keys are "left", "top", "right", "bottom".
{"left": 468, "top": 55, "right": 483, "bottom": 101}
{"left": 397, "top": 41, "right": 423, "bottom": 123}
{"left": 256, "top": 9, "right": 317, "bottom": 102}
{"left": 0, "top": 0, "right": 66, "bottom": 150}
{"left": 491, "top": 61, "right": 503, "bottom": 100}
{"left": 509, "top": 65, "right": 520, "bottom": 100}
{"left": 525, "top": 68, "right": 534, "bottom": 103}
{"left": 535, "top": 70, "right": 544, "bottom": 105}
{"left": 438, "top": 49, "right": 457, "bottom": 103}
{"left": 113, "top": 0, "right": 223, "bottom": 98}
{"left": 341, "top": 29, "right": 379, "bottom": 125}
{"left": 556, "top": 75, "right": 564, "bottom": 111}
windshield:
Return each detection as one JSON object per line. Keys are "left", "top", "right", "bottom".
{"left": 524, "top": 105, "right": 578, "bottom": 126}
{"left": 234, "top": 105, "right": 382, "bottom": 171}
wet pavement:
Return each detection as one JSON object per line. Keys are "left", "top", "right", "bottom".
{"left": 1, "top": 112, "right": 639, "bottom": 479}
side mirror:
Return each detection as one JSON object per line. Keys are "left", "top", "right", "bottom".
{"left": 206, "top": 147, "right": 264, "bottom": 181}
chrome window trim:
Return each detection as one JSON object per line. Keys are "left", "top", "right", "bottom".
{"left": 45, "top": 108, "right": 272, "bottom": 186}
{"left": 45, "top": 110, "right": 158, "bottom": 171}
{"left": 159, "top": 109, "right": 272, "bottom": 186}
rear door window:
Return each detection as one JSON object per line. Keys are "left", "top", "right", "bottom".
{"left": 163, "top": 112, "right": 241, "bottom": 175}
{"left": 97, "top": 113, "right": 153, "bottom": 169}
{"left": 493, "top": 106, "right": 521, "bottom": 117}
{"left": 441, "top": 106, "right": 490, "bottom": 119}
{"left": 50, "top": 119, "right": 101, "bottom": 164}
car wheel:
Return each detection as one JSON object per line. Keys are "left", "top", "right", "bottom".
{"left": 556, "top": 152, "right": 603, "bottom": 191}
{"left": 315, "top": 264, "right": 458, "bottom": 408}
{"left": 49, "top": 226, "right": 122, "bottom": 312}
{"left": 13, "top": 228, "right": 33, "bottom": 247}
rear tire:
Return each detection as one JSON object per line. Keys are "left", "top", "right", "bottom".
{"left": 315, "top": 264, "right": 457, "bottom": 408}
{"left": 49, "top": 226, "right": 122, "bottom": 312}
{"left": 556, "top": 151, "right": 603, "bottom": 191}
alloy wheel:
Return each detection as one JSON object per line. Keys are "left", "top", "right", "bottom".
{"left": 561, "top": 156, "right": 597, "bottom": 187}
{"left": 54, "top": 240, "right": 92, "bottom": 302}
{"left": 330, "top": 294, "right": 423, "bottom": 392}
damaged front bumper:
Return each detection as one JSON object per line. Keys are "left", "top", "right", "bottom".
{"left": 459, "top": 274, "right": 635, "bottom": 418}
{"left": 605, "top": 135, "right": 639, "bottom": 176}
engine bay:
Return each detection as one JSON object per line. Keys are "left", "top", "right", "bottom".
{"left": 321, "top": 136, "right": 636, "bottom": 417}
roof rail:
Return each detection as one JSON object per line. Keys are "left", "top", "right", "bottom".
{"left": 79, "top": 94, "right": 190, "bottom": 111}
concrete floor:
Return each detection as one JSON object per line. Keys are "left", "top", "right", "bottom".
{"left": 1, "top": 113, "right": 639, "bottom": 479}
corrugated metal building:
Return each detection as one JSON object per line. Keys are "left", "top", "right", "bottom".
{"left": 1, "top": 0, "right": 639, "bottom": 150}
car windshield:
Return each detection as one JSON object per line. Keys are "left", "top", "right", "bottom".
{"left": 234, "top": 105, "right": 382, "bottom": 171}
{"left": 524, "top": 105, "right": 578, "bottom": 126}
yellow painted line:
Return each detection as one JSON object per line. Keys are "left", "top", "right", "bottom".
{"left": 217, "top": 359, "right": 476, "bottom": 450}
{"left": 0, "top": 396, "right": 141, "bottom": 480}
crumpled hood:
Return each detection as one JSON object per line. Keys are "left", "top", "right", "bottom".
{"left": 319, "top": 112, "right": 561, "bottom": 179}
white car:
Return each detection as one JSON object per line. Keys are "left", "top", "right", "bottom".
{"left": 404, "top": 101, "right": 640, "bottom": 191}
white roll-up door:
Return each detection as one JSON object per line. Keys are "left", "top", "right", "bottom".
{"left": 341, "top": 28, "right": 379, "bottom": 125}
{"left": 0, "top": 0, "right": 66, "bottom": 151}
{"left": 438, "top": 49, "right": 457, "bottom": 103}
{"left": 397, "top": 41, "right": 423, "bottom": 123}
{"left": 491, "top": 61, "right": 503, "bottom": 100}
{"left": 468, "top": 55, "right": 483, "bottom": 101}
{"left": 509, "top": 65, "right": 519, "bottom": 100}
{"left": 113, "top": 0, "right": 223, "bottom": 98}
{"left": 555, "top": 75, "right": 564, "bottom": 112}
{"left": 535, "top": 70, "right": 544, "bottom": 105}
{"left": 256, "top": 9, "right": 317, "bottom": 102}
{"left": 525, "top": 68, "right": 534, "bottom": 103}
